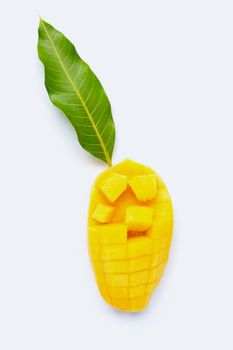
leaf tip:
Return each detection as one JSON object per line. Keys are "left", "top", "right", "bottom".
{"left": 39, "top": 16, "right": 48, "bottom": 27}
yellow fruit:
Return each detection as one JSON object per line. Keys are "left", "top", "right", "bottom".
{"left": 88, "top": 159, "right": 173, "bottom": 312}
{"left": 128, "top": 174, "right": 157, "bottom": 201}
{"left": 92, "top": 203, "right": 115, "bottom": 223}
{"left": 126, "top": 205, "right": 153, "bottom": 231}
{"left": 98, "top": 172, "right": 127, "bottom": 203}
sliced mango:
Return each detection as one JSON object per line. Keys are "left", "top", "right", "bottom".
{"left": 128, "top": 236, "right": 152, "bottom": 258}
{"left": 92, "top": 203, "right": 114, "bottom": 223}
{"left": 99, "top": 223, "right": 127, "bottom": 244}
{"left": 88, "top": 159, "right": 173, "bottom": 312}
{"left": 98, "top": 172, "right": 127, "bottom": 203}
{"left": 128, "top": 174, "right": 157, "bottom": 201}
{"left": 126, "top": 205, "right": 153, "bottom": 231}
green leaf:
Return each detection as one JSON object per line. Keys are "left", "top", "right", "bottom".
{"left": 38, "top": 18, "right": 115, "bottom": 166}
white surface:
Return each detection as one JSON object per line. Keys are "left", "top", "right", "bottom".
{"left": 0, "top": 0, "right": 233, "bottom": 349}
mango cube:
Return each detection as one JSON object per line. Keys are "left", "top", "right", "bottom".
{"left": 129, "top": 270, "right": 149, "bottom": 286}
{"left": 129, "top": 255, "right": 151, "bottom": 272}
{"left": 88, "top": 225, "right": 101, "bottom": 243}
{"left": 100, "top": 223, "right": 127, "bottom": 244}
{"left": 128, "top": 174, "right": 157, "bottom": 201}
{"left": 108, "top": 286, "right": 128, "bottom": 299}
{"left": 92, "top": 203, "right": 114, "bottom": 223}
{"left": 103, "top": 259, "right": 128, "bottom": 273}
{"left": 98, "top": 172, "right": 127, "bottom": 203}
{"left": 146, "top": 218, "right": 173, "bottom": 239}
{"left": 111, "top": 299, "right": 130, "bottom": 311}
{"left": 128, "top": 236, "right": 152, "bottom": 258}
{"left": 129, "top": 285, "right": 146, "bottom": 298}
{"left": 101, "top": 244, "right": 128, "bottom": 260}
{"left": 105, "top": 274, "right": 128, "bottom": 287}
{"left": 126, "top": 205, "right": 153, "bottom": 232}
{"left": 130, "top": 296, "right": 149, "bottom": 312}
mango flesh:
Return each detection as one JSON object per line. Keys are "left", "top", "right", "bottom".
{"left": 92, "top": 203, "right": 115, "bottom": 223}
{"left": 88, "top": 159, "right": 173, "bottom": 312}
{"left": 128, "top": 174, "right": 157, "bottom": 201}
{"left": 126, "top": 205, "right": 153, "bottom": 231}
{"left": 98, "top": 172, "right": 127, "bottom": 203}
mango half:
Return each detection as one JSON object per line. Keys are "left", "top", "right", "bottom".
{"left": 88, "top": 159, "right": 173, "bottom": 312}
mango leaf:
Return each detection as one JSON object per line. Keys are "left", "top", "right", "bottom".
{"left": 38, "top": 18, "right": 115, "bottom": 166}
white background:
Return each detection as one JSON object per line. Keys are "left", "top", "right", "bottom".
{"left": 0, "top": 0, "right": 233, "bottom": 349}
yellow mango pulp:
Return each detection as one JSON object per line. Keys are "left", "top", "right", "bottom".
{"left": 92, "top": 203, "right": 115, "bottom": 223}
{"left": 88, "top": 159, "right": 173, "bottom": 312}
{"left": 128, "top": 174, "right": 157, "bottom": 201}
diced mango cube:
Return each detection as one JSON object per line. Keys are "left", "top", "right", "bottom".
{"left": 152, "top": 237, "right": 171, "bottom": 253}
{"left": 92, "top": 203, "right": 114, "bottom": 223}
{"left": 111, "top": 298, "right": 130, "bottom": 311}
{"left": 129, "top": 255, "right": 151, "bottom": 272}
{"left": 146, "top": 282, "right": 158, "bottom": 294}
{"left": 151, "top": 253, "right": 160, "bottom": 267}
{"left": 105, "top": 274, "right": 128, "bottom": 287}
{"left": 100, "top": 223, "right": 127, "bottom": 244}
{"left": 113, "top": 159, "right": 144, "bottom": 177}
{"left": 108, "top": 286, "right": 128, "bottom": 299}
{"left": 128, "top": 236, "right": 152, "bottom": 258}
{"left": 156, "top": 188, "right": 171, "bottom": 202}
{"left": 129, "top": 285, "right": 146, "bottom": 298}
{"left": 101, "top": 244, "right": 128, "bottom": 260}
{"left": 146, "top": 218, "right": 173, "bottom": 239}
{"left": 159, "top": 236, "right": 171, "bottom": 250}
{"left": 98, "top": 284, "right": 111, "bottom": 303}
{"left": 148, "top": 267, "right": 159, "bottom": 283}
{"left": 88, "top": 225, "right": 100, "bottom": 243}
{"left": 92, "top": 260, "right": 102, "bottom": 273}
{"left": 126, "top": 206, "right": 153, "bottom": 232}
{"left": 98, "top": 172, "right": 127, "bottom": 202}
{"left": 95, "top": 271, "right": 105, "bottom": 284}
{"left": 153, "top": 201, "right": 173, "bottom": 219}
{"left": 103, "top": 260, "right": 128, "bottom": 273}
{"left": 89, "top": 243, "right": 101, "bottom": 261}
{"left": 159, "top": 249, "right": 169, "bottom": 263}
{"left": 129, "top": 270, "right": 149, "bottom": 286}
{"left": 128, "top": 174, "right": 157, "bottom": 201}
{"left": 130, "top": 296, "right": 149, "bottom": 312}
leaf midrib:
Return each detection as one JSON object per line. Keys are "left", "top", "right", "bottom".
{"left": 40, "top": 19, "right": 112, "bottom": 166}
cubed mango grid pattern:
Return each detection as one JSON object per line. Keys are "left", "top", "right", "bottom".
{"left": 88, "top": 159, "right": 173, "bottom": 312}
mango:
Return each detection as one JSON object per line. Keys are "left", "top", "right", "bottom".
{"left": 128, "top": 174, "right": 157, "bottom": 201}
{"left": 88, "top": 159, "right": 173, "bottom": 312}
{"left": 126, "top": 206, "right": 153, "bottom": 231}
{"left": 92, "top": 203, "right": 115, "bottom": 223}
{"left": 98, "top": 172, "right": 127, "bottom": 203}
